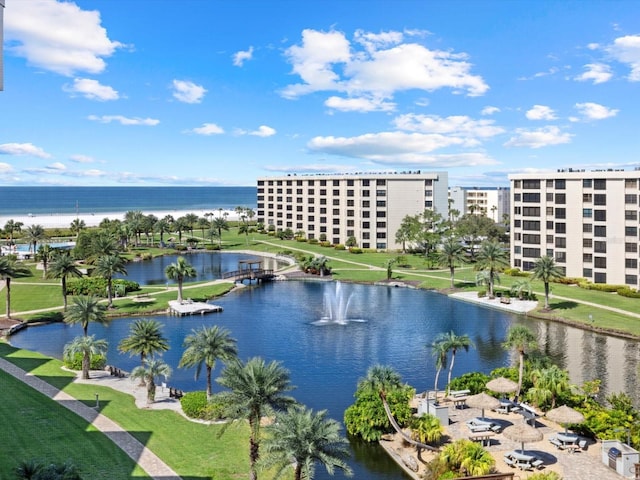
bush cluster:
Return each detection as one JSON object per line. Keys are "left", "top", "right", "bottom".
{"left": 617, "top": 287, "right": 640, "bottom": 298}
{"left": 334, "top": 244, "right": 346, "bottom": 250}
{"left": 319, "top": 241, "right": 332, "bottom": 247}
{"left": 504, "top": 268, "right": 530, "bottom": 277}
{"left": 349, "top": 247, "right": 363, "bottom": 254}
{"left": 180, "top": 391, "right": 226, "bottom": 420}
{"left": 64, "top": 353, "right": 106, "bottom": 371}
{"left": 308, "top": 238, "right": 319, "bottom": 244}
{"left": 66, "top": 278, "right": 140, "bottom": 297}
{"left": 578, "top": 281, "right": 624, "bottom": 293}
{"left": 552, "top": 276, "right": 585, "bottom": 285}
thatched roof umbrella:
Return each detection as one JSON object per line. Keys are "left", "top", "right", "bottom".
{"left": 546, "top": 405, "right": 585, "bottom": 433}
{"left": 486, "top": 377, "right": 518, "bottom": 396}
{"left": 466, "top": 392, "right": 501, "bottom": 420}
{"left": 503, "top": 423, "right": 544, "bottom": 453}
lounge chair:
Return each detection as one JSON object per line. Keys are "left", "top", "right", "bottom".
{"left": 504, "top": 456, "right": 515, "bottom": 468}
{"left": 578, "top": 439, "right": 587, "bottom": 450}
{"left": 532, "top": 459, "right": 544, "bottom": 469}
{"left": 549, "top": 437, "right": 564, "bottom": 449}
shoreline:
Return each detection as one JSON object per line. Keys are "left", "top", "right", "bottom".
{"left": 0, "top": 208, "right": 243, "bottom": 230}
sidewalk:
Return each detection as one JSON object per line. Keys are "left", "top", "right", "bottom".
{"left": 0, "top": 357, "right": 181, "bottom": 480}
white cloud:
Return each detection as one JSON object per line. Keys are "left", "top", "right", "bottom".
{"left": 4, "top": 0, "right": 123, "bottom": 76}
{"left": 324, "top": 96, "right": 395, "bottom": 112}
{"left": 172, "top": 80, "right": 207, "bottom": 104}
{"left": 393, "top": 114, "right": 504, "bottom": 139}
{"left": 574, "top": 102, "right": 619, "bottom": 120}
{"left": 575, "top": 63, "right": 612, "bottom": 84}
{"left": 87, "top": 115, "right": 160, "bottom": 126}
{"left": 0, "top": 163, "right": 15, "bottom": 173}
{"left": 264, "top": 163, "right": 358, "bottom": 174}
{"left": 69, "top": 154, "right": 96, "bottom": 163}
{"left": 281, "top": 28, "right": 488, "bottom": 103}
{"left": 64, "top": 78, "right": 119, "bottom": 100}
{"left": 307, "top": 131, "right": 497, "bottom": 166}
{"left": 607, "top": 34, "right": 640, "bottom": 81}
{"left": 504, "top": 126, "right": 573, "bottom": 148}
{"left": 190, "top": 123, "right": 225, "bottom": 135}
{"left": 526, "top": 105, "right": 556, "bottom": 121}
{"left": 481, "top": 106, "right": 500, "bottom": 115}
{"left": 47, "top": 162, "right": 66, "bottom": 171}
{"left": 250, "top": 126, "right": 276, "bottom": 137}
{"left": 233, "top": 46, "right": 254, "bottom": 67}
{"left": 0, "top": 142, "right": 52, "bottom": 158}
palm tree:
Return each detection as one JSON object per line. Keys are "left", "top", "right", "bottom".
{"left": 35, "top": 244, "right": 55, "bottom": 279}
{"left": 24, "top": 224, "right": 47, "bottom": 254}
{"left": 130, "top": 358, "right": 172, "bottom": 405}
{"left": 179, "top": 325, "right": 238, "bottom": 399}
{"left": 259, "top": 404, "right": 353, "bottom": 480}
{"left": 429, "top": 339, "right": 448, "bottom": 403}
{"left": 118, "top": 319, "right": 169, "bottom": 368}
{"left": 411, "top": 413, "right": 443, "bottom": 444}
{"left": 528, "top": 364, "right": 570, "bottom": 409}
{"left": 0, "top": 256, "right": 30, "bottom": 320}
{"left": 88, "top": 231, "right": 119, "bottom": 263}
{"left": 511, "top": 279, "right": 532, "bottom": 300}
{"left": 69, "top": 218, "right": 86, "bottom": 238}
{"left": 154, "top": 217, "right": 172, "bottom": 246}
{"left": 217, "top": 357, "right": 296, "bottom": 480}
{"left": 64, "top": 295, "right": 108, "bottom": 336}
{"left": 165, "top": 256, "right": 196, "bottom": 303}
{"left": 172, "top": 217, "right": 190, "bottom": 245}
{"left": 63, "top": 334, "right": 108, "bottom": 380}
{"left": 92, "top": 253, "right": 127, "bottom": 307}
{"left": 436, "top": 238, "right": 467, "bottom": 288}
{"left": 3, "top": 219, "right": 23, "bottom": 244}
{"left": 183, "top": 212, "right": 199, "bottom": 236}
{"left": 503, "top": 325, "right": 538, "bottom": 400}
{"left": 531, "top": 255, "right": 564, "bottom": 309}
{"left": 211, "top": 215, "right": 229, "bottom": 248}
{"left": 15, "top": 459, "right": 82, "bottom": 480}
{"left": 475, "top": 240, "right": 509, "bottom": 298}
{"left": 358, "top": 364, "right": 403, "bottom": 395}
{"left": 437, "top": 331, "right": 474, "bottom": 396}
{"left": 46, "top": 251, "right": 83, "bottom": 311}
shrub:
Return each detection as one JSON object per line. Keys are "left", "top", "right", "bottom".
{"left": 477, "top": 290, "right": 487, "bottom": 298}
{"left": 553, "top": 276, "right": 585, "bottom": 285}
{"left": 295, "top": 237, "right": 308, "bottom": 242}
{"left": 66, "top": 278, "right": 140, "bottom": 297}
{"left": 349, "top": 247, "right": 363, "bottom": 254}
{"left": 319, "top": 241, "right": 332, "bottom": 247}
{"left": 578, "top": 282, "right": 624, "bottom": 293}
{"left": 267, "top": 231, "right": 276, "bottom": 236}
{"left": 64, "top": 353, "right": 106, "bottom": 371}
{"left": 504, "top": 268, "right": 530, "bottom": 277}
{"left": 334, "top": 244, "right": 346, "bottom": 250}
{"left": 448, "top": 372, "right": 490, "bottom": 395}
{"left": 308, "top": 238, "right": 319, "bottom": 244}
{"left": 617, "top": 287, "right": 640, "bottom": 298}
{"left": 181, "top": 391, "right": 226, "bottom": 420}
{"left": 205, "top": 244, "right": 220, "bottom": 251}
{"left": 174, "top": 245, "right": 188, "bottom": 251}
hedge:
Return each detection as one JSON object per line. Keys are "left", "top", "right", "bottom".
{"left": 66, "top": 278, "right": 141, "bottom": 297}
{"left": 64, "top": 353, "right": 106, "bottom": 371}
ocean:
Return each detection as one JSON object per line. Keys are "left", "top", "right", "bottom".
{"left": 0, "top": 186, "right": 256, "bottom": 216}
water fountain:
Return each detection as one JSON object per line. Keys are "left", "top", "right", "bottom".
{"left": 313, "top": 282, "right": 364, "bottom": 325}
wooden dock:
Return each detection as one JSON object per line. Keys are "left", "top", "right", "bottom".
{"left": 168, "top": 300, "right": 223, "bottom": 316}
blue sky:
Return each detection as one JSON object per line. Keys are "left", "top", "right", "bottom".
{"left": 1, "top": 0, "right": 639, "bottom": 187}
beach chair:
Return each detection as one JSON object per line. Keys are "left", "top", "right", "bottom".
{"left": 532, "top": 459, "right": 544, "bottom": 469}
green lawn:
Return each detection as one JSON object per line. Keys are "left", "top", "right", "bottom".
{"left": 0, "top": 343, "right": 250, "bottom": 479}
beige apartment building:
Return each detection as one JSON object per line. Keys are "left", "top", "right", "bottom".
{"left": 449, "top": 186, "right": 510, "bottom": 223}
{"left": 509, "top": 169, "right": 640, "bottom": 289}
{"left": 256, "top": 172, "right": 448, "bottom": 250}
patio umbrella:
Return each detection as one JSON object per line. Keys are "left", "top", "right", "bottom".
{"left": 486, "top": 377, "right": 518, "bottom": 395}
{"left": 503, "top": 423, "right": 544, "bottom": 453}
{"left": 546, "top": 405, "right": 585, "bottom": 433}
{"left": 466, "top": 392, "right": 501, "bottom": 420}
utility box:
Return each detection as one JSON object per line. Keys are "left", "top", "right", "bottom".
{"left": 601, "top": 440, "right": 640, "bottom": 478}
{"left": 417, "top": 400, "right": 449, "bottom": 426}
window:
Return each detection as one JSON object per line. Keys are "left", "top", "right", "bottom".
{"left": 347, "top": 199, "right": 354, "bottom": 206}
{"left": 376, "top": 179, "right": 386, "bottom": 186}
{"left": 625, "top": 210, "right": 638, "bottom": 220}
{"left": 376, "top": 242, "right": 387, "bottom": 249}
{"left": 594, "top": 194, "right": 607, "bottom": 206}
{"left": 625, "top": 194, "right": 637, "bottom": 204}
{"left": 320, "top": 217, "right": 327, "bottom": 224}
{"left": 362, "top": 211, "right": 370, "bottom": 218}
{"left": 594, "top": 225, "right": 607, "bottom": 237}
{"left": 546, "top": 193, "right": 554, "bottom": 202}
{"left": 362, "top": 222, "right": 370, "bottom": 229}
{"left": 555, "top": 251, "right": 566, "bottom": 263}
{"left": 555, "top": 179, "right": 566, "bottom": 189}
{"left": 319, "top": 180, "right": 326, "bottom": 186}
{"left": 333, "top": 208, "right": 340, "bottom": 215}
{"left": 626, "top": 258, "right": 638, "bottom": 268}
{"left": 523, "top": 248, "right": 541, "bottom": 257}
{"left": 583, "top": 238, "right": 592, "bottom": 248}
{"left": 362, "top": 201, "right": 370, "bottom": 208}
{"left": 376, "top": 211, "right": 386, "bottom": 218}
{"left": 332, "top": 189, "right": 340, "bottom": 195}
{"left": 319, "top": 207, "right": 326, "bottom": 214}
{"left": 332, "top": 180, "right": 339, "bottom": 186}
{"left": 523, "top": 207, "right": 541, "bottom": 216}
{"left": 514, "top": 221, "right": 521, "bottom": 228}
{"left": 347, "top": 210, "right": 355, "bottom": 217}
{"left": 555, "top": 237, "right": 566, "bottom": 248}
{"left": 594, "top": 272, "right": 607, "bottom": 284}
{"left": 362, "top": 232, "right": 370, "bottom": 239}
{"left": 307, "top": 189, "right": 314, "bottom": 195}
{"left": 376, "top": 190, "right": 386, "bottom": 197}
{"left": 523, "top": 234, "right": 541, "bottom": 244}
{"left": 347, "top": 190, "right": 354, "bottom": 197}
{"left": 594, "top": 179, "right": 606, "bottom": 190}
{"left": 376, "top": 232, "right": 386, "bottom": 238}
{"left": 514, "top": 180, "right": 522, "bottom": 188}
{"left": 583, "top": 268, "right": 592, "bottom": 277}
{"left": 583, "top": 208, "right": 592, "bottom": 218}
{"left": 523, "top": 180, "right": 540, "bottom": 189}
{"left": 555, "top": 193, "right": 566, "bottom": 204}
{"left": 546, "top": 221, "right": 554, "bottom": 229}
{"left": 546, "top": 207, "right": 554, "bottom": 215}
{"left": 626, "top": 275, "right": 638, "bottom": 285}
{"left": 514, "top": 246, "right": 521, "bottom": 254}
{"left": 625, "top": 242, "right": 638, "bottom": 253}
{"left": 583, "top": 179, "right": 592, "bottom": 188}
{"left": 362, "top": 190, "right": 370, "bottom": 197}
{"left": 594, "top": 257, "right": 607, "bottom": 268}
{"left": 583, "top": 253, "right": 592, "bottom": 263}
{"left": 362, "top": 179, "right": 370, "bottom": 186}
{"left": 346, "top": 179, "right": 354, "bottom": 186}
{"left": 376, "top": 200, "right": 386, "bottom": 207}
{"left": 625, "top": 179, "right": 637, "bottom": 188}
{"left": 514, "top": 193, "right": 521, "bottom": 201}
{"left": 425, "top": 179, "right": 433, "bottom": 186}
{"left": 546, "top": 179, "right": 554, "bottom": 188}
{"left": 546, "top": 235, "right": 554, "bottom": 244}
{"left": 594, "top": 210, "right": 606, "bottom": 221}
{"left": 594, "top": 241, "right": 607, "bottom": 253}
{"left": 332, "top": 218, "right": 340, "bottom": 225}
{"left": 555, "top": 223, "right": 566, "bottom": 233}
{"left": 583, "top": 193, "right": 592, "bottom": 203}
{"left": 523, "top": 193, "right": 541, "bottom": 202}
{"left": 583, "top": 223, "right": 592, "bottom": 233}
{"left": 319, "top": 189, "right": 326, "bottom": 196}
{"left": 522, "top": 220, "right": 540, "bottom": 231}
{"left": 376, "top": 221, "right": 386, "bottom": 228}
{"left": 625, "top": 226, "right": 637, "bottom": 237}
{"left": 333, "top": 228, "right": 340, "bottom": 234}
{"left": 555, "top": 208, "right": 566, "bottom": 219}
{"left": 332, "top": 199, "right": 339, "bottom": 206}
{"left": 307, "top": 215, "right": 314, "bottom": 221}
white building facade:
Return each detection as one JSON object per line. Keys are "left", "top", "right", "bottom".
{"left": 257, "top": 172, "right": 449, "bottom": 250}
{"left": 449, "top": 186, "right": 510, "bottom": 223}
{"left": 509, "top": 169, "right": 640, "bottom": 289}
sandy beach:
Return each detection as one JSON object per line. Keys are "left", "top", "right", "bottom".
{"left": 0, "top": 209, "right": 242, "bottom": 230}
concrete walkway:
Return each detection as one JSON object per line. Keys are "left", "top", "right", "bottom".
{"left": 0, "top": 357, "right": 181, "bottom": 480}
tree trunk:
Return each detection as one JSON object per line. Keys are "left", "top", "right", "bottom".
{"left": 249, "top": 420, "right": 259, "bottom": 480}
{"left": 206, "top": 365, "right": 212, "bottom": 400}
{"left": 450, "top": 266, "right": 455, "bottom": 288}
{"left": 62, "top": 277, "right": 68, "bottom": 311}
{"left": 82, "top": 352, "right": 90, "bottom": 380}
{"left": 446, "top": 350, "right": 457, "bottom": 397}
{"left": 544, "top": 282, "right": 550, "bottom": 309}
{"left": 107, "top": 278, "right": 113, "bottom": 308}
{"left": 177, "top": 279, "right": 183, "bottom": 303}
{"left": 517, "top": 351, "right": 525, "bottom": 400}
{"left": 5, "top": 278, "right": 11, "bottom": 320}
{"left": 147, "top": 380, "right": 156, "bottom": 405}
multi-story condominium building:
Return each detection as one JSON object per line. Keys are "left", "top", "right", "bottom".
{"left": 448, "top": 186, "right": 510, "bottom": 223}
{"left": 257, "top": 172, "right": 448, "bottom": 250}
{"left": 509, "top": 169, "right": 640, "bottom": 289}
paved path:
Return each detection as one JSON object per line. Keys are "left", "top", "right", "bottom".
{"left": 0, "top": 357, "right": 181, "bottom": 480}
